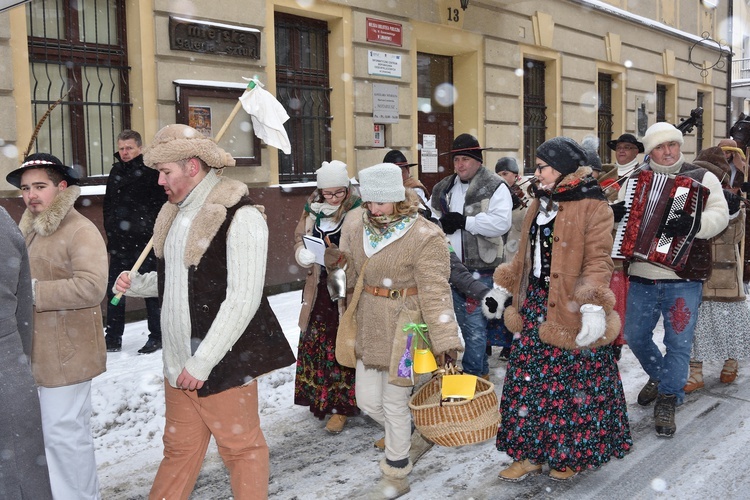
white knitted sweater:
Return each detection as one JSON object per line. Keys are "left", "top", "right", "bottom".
{"left": 128, "top": 170, "right": 268, "bottom": 387}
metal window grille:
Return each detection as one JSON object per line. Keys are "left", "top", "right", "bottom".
{"left": 26, "top": 0, "right": 130, "bottom": 180}
{"left": 523, "top": 58, "right": 546, "bottom": 175}
{"left": 656, "top": 84, "right": 667, "bottom": 123}
{"left": 275, "top": 13, "right": 332, "bottom": 183}
{"left": 598, "top": 73, "right": 613, "bottom": 164}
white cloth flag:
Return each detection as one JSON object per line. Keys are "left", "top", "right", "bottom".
{"left": 238, "top": 78, "right": 292, "bottom": 155}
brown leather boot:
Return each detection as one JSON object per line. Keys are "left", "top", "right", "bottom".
{"left": 684, "top": 360, "right": 704, "bottom": 393}
{"left": 720, "top": 358, "right": 738, "bottom": 384}
{"left": 549, "top": 467, "right": 578, "bottom": 481}
{"left": 498, "top": 459, "right": 543, "bottom": 482}
{"left": 374, "top": 437, "right": 385, "bottom": 450}
{"left": 325, "top": 414, "right": 347, "bottom": 434}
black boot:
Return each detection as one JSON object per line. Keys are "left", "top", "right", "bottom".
{"left": 105, "top": 335, "right": 122, "bottom": 352}
{"left": 138, "top": 338, "right": 162, "bottom": 354}
{"left": 654, "top": 393, "right": 677, "bottom": 437}
{"left": 637, "top": 378, "right": 659, "bottom": 406}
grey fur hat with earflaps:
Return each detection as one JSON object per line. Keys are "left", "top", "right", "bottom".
{"left": 143, "top": 124, "right": 236, "bottom": 169}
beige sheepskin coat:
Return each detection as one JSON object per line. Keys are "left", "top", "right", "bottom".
{"left": 20, "top": 185, "right": 108, "bottom": 387}
{"left": 493, "top": 168, "right": 620, "bottom": 350}
{"left": 339, "top": 208, "right": 462, "bottom": 370}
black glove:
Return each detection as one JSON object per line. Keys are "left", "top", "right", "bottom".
{"left": 485, "top": 296, "right": 498, "bottom": 314}
{"left": 610, "top": 200, "right": 626, "bottom": 223}
{"left": 742, "top": 182, "right": 750, "bottom": 194}
{"left": 662, "top": 209, "right": 695, "bottom": 238}
{"left": 440, "top": 212, "right": 466, "bottom": 234}
{"left": 725, "top": 190, "right": 742, "bottom": 216}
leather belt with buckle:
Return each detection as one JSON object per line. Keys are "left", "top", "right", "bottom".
{"left": 363, "top": 284, "right": 419, "bottom": 299}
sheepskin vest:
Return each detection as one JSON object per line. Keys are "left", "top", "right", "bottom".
{"left": 431, "top": 167, "right": 506, "bottom": 270}
{"left": 157, "top": 197, "right": 295, "bottom": 397}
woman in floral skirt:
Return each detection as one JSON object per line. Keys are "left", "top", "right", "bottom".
{"left": 293, "top": 160, "right": 362, "bottom": 434}
{"left": 491, "top": 137, "right": 632, "bottom": 481}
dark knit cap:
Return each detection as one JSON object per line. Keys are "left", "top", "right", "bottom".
{"left": 694, "top": 146, "right": 731, "bottom": 185}
{"left": 584, "top": 149, "right": 602, "bottom": 172}
{"left": 383, "top": 149, "right": 417, "bottom": 167}
{"left": 6, "top": 152, "right": 81, "bottom": 188}
{"left": 606, "top": 133, "right": 645, "bottom": 153}
{"left": 535, "top": 137, "right": 588, "bottom": 176}
{"left": 449, "top": 133, "right": 485, "bottom": 163}
{"left": 495, "top": 157, "right": 519, "bottom": 174}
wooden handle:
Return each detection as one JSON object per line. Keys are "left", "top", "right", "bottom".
{"left": 110, "top": 237, "right": 154, "bottom": 305}
{"left": 214, "top": 99, "right": 244, "bottom": 144}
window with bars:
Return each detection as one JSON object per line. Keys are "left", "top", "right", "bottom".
{"left": 26, "top": 0, "right": 130, "bottom": 180}
{"left": 598, "top": 73, "right": 613, "bottom": 164}
{"left": 523, "top": 58, "right": 546, "bottom": 176}
{"left": 656, "top": 84, "right": 667, "bottom": 123}
{"left": 275, "top": 12, "right": 332, "bottom": 183}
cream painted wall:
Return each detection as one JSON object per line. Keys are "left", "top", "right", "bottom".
{"left": 0, "top": 0, "right": 734, "bottom": 195}
{"left": 2, "top": 7, "right": 30, "bottom": 195}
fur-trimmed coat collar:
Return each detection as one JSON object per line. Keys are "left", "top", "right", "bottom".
{"left": 152, "top": 175, "right": 253, "bottom": 268}
{"left": 19, "top": 185, "right": 80, "bottom": 237}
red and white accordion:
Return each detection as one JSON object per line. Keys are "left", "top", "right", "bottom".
{"left": 612, "top": 169, "right": 708, "bottom": 272}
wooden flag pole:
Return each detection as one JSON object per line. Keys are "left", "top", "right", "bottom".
{"left": 110, "top": 238, "right": 154, "bottom": 305}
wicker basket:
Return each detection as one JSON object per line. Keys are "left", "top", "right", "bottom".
{"left": 408, "top": 372, "right": 501, "bottom": 447}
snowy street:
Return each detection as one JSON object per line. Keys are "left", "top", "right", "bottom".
{"left": 94, "top": 290, "right": 750, "bottom": 499}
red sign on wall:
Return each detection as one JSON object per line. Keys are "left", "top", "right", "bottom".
{"left": 366, "top": 18, "right": 403, "bottom": 47}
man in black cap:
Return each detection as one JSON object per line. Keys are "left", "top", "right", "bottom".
{"left": 430, "top": 133, "right": 513, "bottom": 378}
{"left": 608, "top": 133, "right": 644, "bottom": 178}
{"left": 495, "top": 157, "right": 524, "bottom": 208}
{"left": 383, "top": 149, "right": 430, "bottom": 204}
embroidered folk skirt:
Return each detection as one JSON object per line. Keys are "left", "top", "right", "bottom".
{"left": 294, "top": 270, "right": 359, "bottom": 419}
{"left": 496, "top": 276, "right": 632, "bottom": 471}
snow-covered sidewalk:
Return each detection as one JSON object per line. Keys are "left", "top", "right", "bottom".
{"left": 94, "top": 290, "right": 750, "bottom": 499}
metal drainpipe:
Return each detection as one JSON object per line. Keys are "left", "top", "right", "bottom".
{"left": 727, "top": 0, "right": 734, "bottom": 137}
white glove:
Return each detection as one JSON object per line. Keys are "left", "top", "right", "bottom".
{"left": 31, "top": 278, "right": 37, "bottom": 305}
{"left": 481, "top": 286, "right": 510, "bottom": 319}
{"left": 575, "top": 304, "right": 606, "bottom": 347}
{"left": 296, "top": 248, "right": 316, "bottom": 268}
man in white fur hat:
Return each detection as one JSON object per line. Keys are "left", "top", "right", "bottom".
{"left": 114, "top": 124, "right": 294, "bottom": 499}
{"left": 617, "top": 121, "right": 728, "bottom": 438}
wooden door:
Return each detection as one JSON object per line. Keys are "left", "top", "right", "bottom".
{"left": 417, "top": 53, "right": 454, "bottom": 194}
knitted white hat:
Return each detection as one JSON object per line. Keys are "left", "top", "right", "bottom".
{"left": 316, "top": 160, "right": 350, "bottom": 189}
{"left": 641, "top": 122, "right": 684, "bottom": 154}
{"left": 358, "top": 163, "right": 405, "bottom": 202}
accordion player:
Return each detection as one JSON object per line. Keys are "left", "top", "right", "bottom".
{"left": 612, "top": 169, "right": 709, "bottom": 274}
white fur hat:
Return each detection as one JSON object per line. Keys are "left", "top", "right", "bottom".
{"left": 316, "top": 160, "right": 350, "bottom": 189}
{"left": 642, "top": 122, "right": 684, "bottom": 154}
{"left": 358, "top": 163, "right": 405, "bottom": 202}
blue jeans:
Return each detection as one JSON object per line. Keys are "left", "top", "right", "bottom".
{"left": 453, "top": 274, "right": 493, "bottom": 376}
{"left": 624, "top": 279, "right": 702, "bottom": 404}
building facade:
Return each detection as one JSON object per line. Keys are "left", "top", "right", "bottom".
{"left": 0, "top": 0, "right": 732, "bottom": 290}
